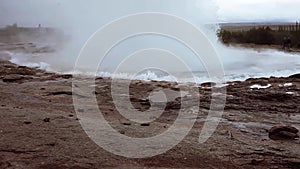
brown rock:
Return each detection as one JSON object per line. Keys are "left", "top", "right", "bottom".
{"left": 3, "top": 74, "right": 22, "bottom": 82}
{"left": 17, "top": 68, "right": 36, "bottom": 75}
{"left": 278, "top": 131, "right": 298, "bottom": 139}
{"left": 269, "top": 126, "right": 299, "bottom": 134}
{"left": 156, "top": 81, "right": 172, "bottom": 88}
{"left": 269, "top": 126, "right": 299, "bottom": 140}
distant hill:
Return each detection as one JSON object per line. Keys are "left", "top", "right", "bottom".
{"left": 0, "top": 24, "right": 64, "bottom": 43}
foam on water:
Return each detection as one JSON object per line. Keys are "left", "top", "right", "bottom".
{"left": 3, "top": 43, "right": 300, "bottom": 84}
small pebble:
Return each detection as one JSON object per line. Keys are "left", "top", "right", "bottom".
{"left": 43, "top": 118, "right": 50, "bottom": 122}
{"left": 141, "top": 123, "right": 150, "bottom": 127}
{"left": 46, "top": 143, "right": 56, "bottom": 146}
{"left": 122, "top": 122, "right": 131, "bottom": 126}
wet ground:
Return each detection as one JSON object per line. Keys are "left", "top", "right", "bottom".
{"left": 0, "top": 52, "right": 300, "bottom": 168}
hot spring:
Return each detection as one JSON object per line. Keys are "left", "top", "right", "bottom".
{"left": 3, "top": 0, "right": 300, "bottom": 83}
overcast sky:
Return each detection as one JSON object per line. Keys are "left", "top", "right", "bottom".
{"left": 0, "top": 0, "right": 300, "bottom": 27}
{"left": 217, "top": 0, "right": 300, "bottom": 22}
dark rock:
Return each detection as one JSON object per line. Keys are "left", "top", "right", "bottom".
{"left": 0, "top": 160, "right": 12, "bottom": 169}
{"left": 120, "top": 119, "right": 131, "bottom": 126}
{"left": 269, "top": 126, "right": 299, "bottom": 140}
{"left": 251, "top": 92, "right": 293, "bottom": 102}
{"left": 269, "top": 126, "right": 299, "bottom": 134}
{"left": 122, "top": 122, "right": 131, "bottom": 126}
{"left": 130, "top": 98, "right": 151, "bottom": 106}
{"left": 171, "top": 87, "right": 180, "bottom": 91}
{"left": 61, "top": 74, "right": 73, "bottom": 79}
{"left": 289, "top": 74, "right": 300, "bottom": 79}
{"left": 166, "top": 101, "right": 181, "bottom": 110}
{"left": 251, "top": 159, "right": 264, "bottom": 165}
{"left": 17, "top": 68, "right": 36, "bottom": 75}
{"left": 245, "top": 78, "right": 256, "bottom": 82}
{"left": 165, "top": 97, "right": 182, "bottom": 110}
{"left": 278, "top": 131, "right": 298, "bottom": 139}
{"left": 45, "top": 143, "right": 56, "bottom": 146}
{"left": 141, "top": 123, "right": 150, "bottom": 127}
{"left": 48, "top": 91, "right": 73, "bottom": 96}
{"left": 18, "top": 66, "right": 27, "bottom": 69}
{"left": 24, "top": 121, "right": 32, "bottom": 125}
{"left": 3, "top": 74, "right": 22, "bottom": 82}
{"left": 43, "top": 118, "right": 50, "bottom": 122}
{"left": 200, "top": 82, "right": 216, "bottom": 88}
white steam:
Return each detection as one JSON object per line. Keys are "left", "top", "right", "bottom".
{"left": 1, "top": 0, "right": 300, "bottom": 82}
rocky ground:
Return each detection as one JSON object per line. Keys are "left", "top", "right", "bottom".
{"left": 0, "top": 47, "right": 300, "bottom": 169}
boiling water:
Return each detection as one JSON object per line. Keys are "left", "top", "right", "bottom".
{"left": 2, "top": 0, "right": 300, "bottom": 83}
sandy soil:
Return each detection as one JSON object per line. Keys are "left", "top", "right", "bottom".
{"left": 0, "top": 46, "right": 300, "bottom": 169}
